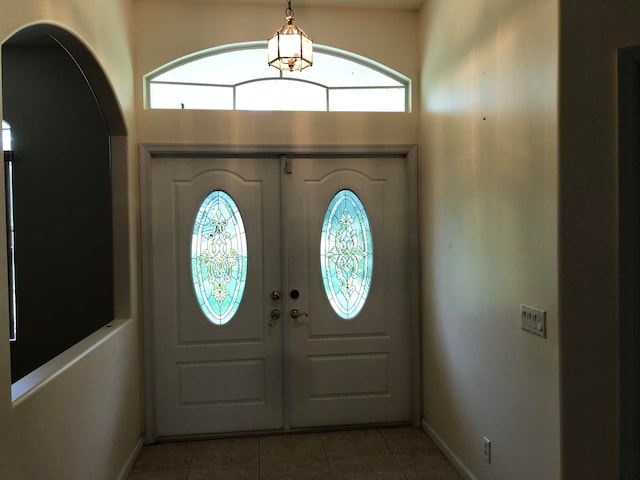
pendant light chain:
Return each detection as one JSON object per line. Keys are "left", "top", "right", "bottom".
{"left": 286, "top": 0, "right": 294, "bottom": 21}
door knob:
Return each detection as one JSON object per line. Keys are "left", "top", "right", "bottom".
{"left": 290, "top": 308, "right": 309, "bottom": 319}
{"left": 269, "top": 309, "right": 281, "bottom": 327}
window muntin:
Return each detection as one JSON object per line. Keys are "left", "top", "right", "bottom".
{"left": 154, "top": 48, "right": 277, "bottom": 85}
{"left": 282, "top": 52, "right": 403, "bottom": 88}
{"left": 150, "top": 83, "right": 234, "bottom": 110}
{"left": 320, "top": 190, "right": 373, "bottom": 320}
{"left": 146, "top": 42, "right": 410, "bottom": 112}
{"left": 329, "top": 88, "right": 406, "bottom": 112}
{"left": 236, "top": 79, "right": 327, "bottom": 111}
{"left": 191, "top": 191, "right": 248, "bottom": 325}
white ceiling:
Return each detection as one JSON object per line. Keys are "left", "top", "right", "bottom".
{"left": 166, "top": 0, "right": 425, "bottom": 10}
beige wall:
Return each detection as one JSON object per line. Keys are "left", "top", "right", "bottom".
{"left": 559, "top": 1, "right": 640, "bottom": 478}
{"left": 134, "top": 0, "right": 419, "bottom": 145}
{"left": 4, "top": 320, "right": 141, "bottom": 480}
{"left": 0, "top": 1, "right": 141, "bottom": 479}
{"left": 0, "top": 1, "right": 419, "bottom": 477}
{"left": 3, "top": 0, "right": 635, "bottom": 478}
{"left": 419, "top": 0, "right": 560, "bottom": 478}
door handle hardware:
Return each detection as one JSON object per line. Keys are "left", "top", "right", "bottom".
{"left": 290, "top": 308, "right": 309, "bottom": 319}
{"left": 271, "top": 290, "right": 281, "bottom": 301}
{"left": 269, "top": 309, "right": 281, "bottom": 327}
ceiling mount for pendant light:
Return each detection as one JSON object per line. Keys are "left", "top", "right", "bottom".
{"left": 268, "top": 0, "right": 313, "bottom": 72}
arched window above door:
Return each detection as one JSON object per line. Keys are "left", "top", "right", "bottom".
{"left": 145, "top": 42, "right": 411, "bottom": 112}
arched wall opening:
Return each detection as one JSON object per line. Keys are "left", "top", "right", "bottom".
{"left": 1, "top": 24, "right": 129, "bottom": 382}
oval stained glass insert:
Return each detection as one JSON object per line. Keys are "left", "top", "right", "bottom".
{"left": 320, "top": 190, "right": 373, "bottom": 319}
{"left": 191, "top": 191, "right": 248, "bottom": 325}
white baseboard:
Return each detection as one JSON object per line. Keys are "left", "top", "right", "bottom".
{"left": 117, "top": 436, "right": 143, "bottom": 480}
{"left": 421, "top": 419, "right": 477, "bottom": 480}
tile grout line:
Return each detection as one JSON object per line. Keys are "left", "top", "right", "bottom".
{"left": 258, "top": 435, "right": 262, "bottom": 480}
{"left": 393, "top": 451, "right": 410, "bottom": 480}
{"left": 380, "top": 428, "right": 410, "bottom": 480}
{"left": 186, "top": 441, "right": 196, "bottom": 480}
{"left": 319, "top": 431, "right": 335, "bottom": 480}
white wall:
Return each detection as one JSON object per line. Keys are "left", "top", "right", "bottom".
{"left": 134, "top": 0, "right": 420, "bottom": 146}
{"left": 419, "top": 0, "right": 560, "bottom": 478}
{"left": 0, "top": 1, "right": 141, "bottom": 479}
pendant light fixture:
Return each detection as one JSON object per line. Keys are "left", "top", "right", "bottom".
{"left": 268, "top": 0, "right": 313, "bottom": 72}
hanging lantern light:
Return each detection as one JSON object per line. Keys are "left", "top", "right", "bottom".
{"left": 268, "top": 0, "right": 313, "bottom": 72}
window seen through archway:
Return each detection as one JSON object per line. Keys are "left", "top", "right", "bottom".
{"left": 3, "top": 120, "right": 16, "bottom": 342}
{"left": 147, "top": 42, "right": 410, "bottom": 112}
{"left": 2, "top": 120, "right": 11, "bottom": 151}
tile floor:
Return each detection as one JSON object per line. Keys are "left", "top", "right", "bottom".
{"left": 128, "top": 427, "right": 462, "bottom": 480}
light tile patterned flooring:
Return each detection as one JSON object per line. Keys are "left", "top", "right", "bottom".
{"left": 128, "top": 427, "right": 462, "bottom": 480}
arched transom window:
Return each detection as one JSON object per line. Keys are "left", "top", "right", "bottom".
{"left": 146, "top": 42, "right": 410, "bottom": 112}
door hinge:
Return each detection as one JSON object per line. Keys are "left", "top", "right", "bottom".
{"left": 284, "top": 160, "right": 292, "bottom": 175}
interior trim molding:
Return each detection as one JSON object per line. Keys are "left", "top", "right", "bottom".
{"left": 116, "top": 436, "right": 143, "bottom": 480}
{"left": 422, "top": 418, "right": 476, "bottom": 480}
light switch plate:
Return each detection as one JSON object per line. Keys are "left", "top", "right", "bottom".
{"left": 520, "top": 304, "right": 546, "bottom": 338}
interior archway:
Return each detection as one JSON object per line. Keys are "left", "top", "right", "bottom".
{"left": 1, "top": 24, "right": 129, "bottom": 381}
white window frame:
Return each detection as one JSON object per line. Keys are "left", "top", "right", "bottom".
{"left": 145, "top": 41, "right": 411, "bottom": 113}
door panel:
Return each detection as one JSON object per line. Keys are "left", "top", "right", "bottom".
{"left": 174, "top": 170, "right": 268, "bottom": 343}
{"left": 286, "top": 157, "right": 411, "bottom": 427}
{"left": 150, "top": 156, "right": 283, "bottom": 436}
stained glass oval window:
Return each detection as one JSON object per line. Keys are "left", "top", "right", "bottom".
{"left": 191, "top": 191, "right": 248, "bottom": 325}
{"left": 320, "top": 190, "right": 373, "bottom": 319}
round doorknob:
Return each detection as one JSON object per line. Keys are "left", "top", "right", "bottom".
{"left": 269, "top": 309, "right": 281, "bottom": 327}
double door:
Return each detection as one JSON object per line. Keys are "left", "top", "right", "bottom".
{"left": 147, "top": 152, "right": 414, "bottom": 437}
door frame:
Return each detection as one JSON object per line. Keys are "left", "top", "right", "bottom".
{"left": 139, "top": 144, "right": 420, "bottom": 443}
{"left": 619, "top": 46, "right": 640, "bottom": 480}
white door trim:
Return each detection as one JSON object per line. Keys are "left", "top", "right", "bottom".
{"left": 139, "top": 144, "right": 420, "bottom": 443}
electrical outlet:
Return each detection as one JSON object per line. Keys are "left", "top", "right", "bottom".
{"left": 483, "top": 436, "right": 491, "bottom": 464}
{"left": 520, "top": 304, "right": 547, "bottom": 338}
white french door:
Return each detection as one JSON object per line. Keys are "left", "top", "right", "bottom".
{"left": 149, "top": 156, "right": 283, "bottom": 436}
{"left": 143, "top": 148, "right": 417, "bottom": 438}
{"left": 285, "top": 157, "right": 411, "bottom": 427}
